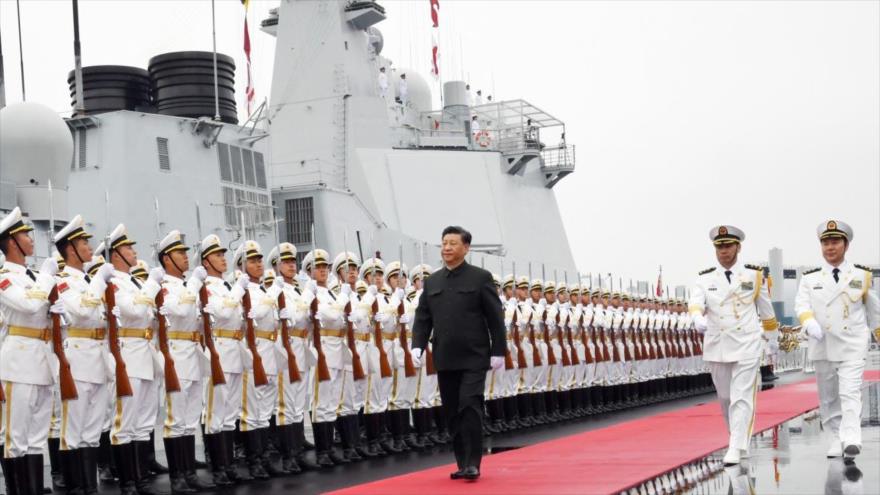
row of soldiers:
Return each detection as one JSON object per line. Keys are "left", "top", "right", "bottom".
{"left": 0, "top": 206, "right": 711, "bottom": 495}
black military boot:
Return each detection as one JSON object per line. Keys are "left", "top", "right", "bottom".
{"left": 311, "top": 422, "right": 335, "bottom": 468}
{"left": 222, "top": 430, "right": 250, "bottom": 482}
{"left": 243, "top": 430, "right": 269, "bottom": 480}
{"left": 516, "top": 394, "right": 534, "bottom": 427}
{"left": 112, "top": 444, "right": 139, "bottom": 495}
{"left": 501, "top": 397, "right": 519, "bottom": 430}
{"left": 180, "top": 435, "right": 215, "bottom": 490}
{"left": 324, "top": 421, "right": 350, "bottom": 464}
{"left": 432, "top": 406, "right": 451, "bottom": 444}
{"left": 60, "top": 448, "right": 84, "bottom": 495}
{"left": 342, "top": 416, "right": 364, "bottom": 460}
{"left": 96, "top": 431, "right": 116, "bottom": 484}
{"left": 257, "top": 428, "right": 284, "bottom": 476}
{"left": 363, "top": 413, "right": 386, "bottom": 457}
{"left": 80, "top": 446, "right": 100, "bottom": 495}
{"left": 276, "top": 424, "right": 301, "bottom": 474}
{"left": 2, "top": 456, "right": 19, "bottom": 495}
{"left": 25, "top": 454, "right": 47, "bottom": 495}
{"left": 48, "top": 437, "right": 66, "bottom": 491}
{"left": 379, "top": 412, "right": 403, "bottom": 453}
{"left": 203, "top": 434, "right": 233, "bottom": 486}
{"left": 290, "top": 422, "right": 320, "bottom": 470}
{"left": 143, "top": 432, "right": 168, "bottom": 477}
{"left": 162, "top": 437, "right": 195, "bottom": 495}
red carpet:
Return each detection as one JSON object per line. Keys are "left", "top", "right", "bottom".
{"left": 328, "top": 370, "right": 880, "bottom": 495}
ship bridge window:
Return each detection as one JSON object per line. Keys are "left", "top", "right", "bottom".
{"left": 218, "top": 143, "right": 232, "bottom": 182}
{"left": 157, "top": 137, "right": 170, "bottom": 171}
{"left": 230, "top": 146, "right": 244, "bottom": 184}
{"left": 254, "top": 152, "right": 267, "bottom": 188}
{"left": 242, "top": 149, "right": 257, "bottom": 187}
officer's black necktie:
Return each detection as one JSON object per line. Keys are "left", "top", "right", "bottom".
{"left": 832, "top": 268, "right": 840, "bottom": 283}
{"left": 85, "top": 274, "right": 92, "bottom": 283}
{"left": 724, "top": 270, "right": 732, "bottom": 284}
{"left": 130, "top": 276, "right": 142, "bottom": 289}
{"left": 25, "top": 269, "right": 37, "bottom": 281}
{"left": 224, "top": 281, "right": 232, "bottom": 291}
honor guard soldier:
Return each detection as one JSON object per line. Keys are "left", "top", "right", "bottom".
{"left": 385, "top": 261, "right": 418, "bottom": 451}
{"left": 198, "top": 234, "right": 250, "bottom": 484}
{"left": 153, "top": 230, "right": 216, "bottom": 493}
{"left": 302, "top": 249, "right": 350, "bottom": 466}
{"left": 689, "top": 225, "right": 779, "bottom": 465}
{"left": 331, "top": 250, "right": 368, "bottom": 460}
{"left": 52, "top": 215, "right": 112, "bottom": 494}
{"left": 795, "top": 220, "right": 879, "bottom": 459}
{"left": 270, "top": 243, "right": 318, "bottom": 472}
{"left": 0, "top": 207, "right": 63, "bottom": 495}
{"left": 233, "top": 240, "right": 281, "bottom": 479}
{"left": 99, "top": 224, "right": 164, "bottom": 495}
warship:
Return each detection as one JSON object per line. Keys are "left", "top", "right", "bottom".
{"left": 0, "top": 0, "right": 577, "bottom": 277}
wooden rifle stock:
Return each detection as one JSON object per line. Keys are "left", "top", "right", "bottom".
{"left": 556, "top": 312, "right": 570, "bottom": 366}
{"left": 580, "top": 314, "right": 594, "bottom": 364}
{"left": 502, "top": 310, "right": 514, "bottom": 370}
{"left": 242, "top": 291, "right": 269, "bottom": 387}
{"left": 567, "top": 314, "right": 579, "bottom": 366}
{"left": 527, "top": 313, "right": 542, "bottom": 367}
{"left": 511, "top": 308, "right": 527, "bottom": 369}
{"left": 371, "top": 298, "right": 393, "bottom": 378}
{"left": 542, "top": 309, "right": 557, "bottom": 366}
{"left": 610, "top": 329, "right": 621, "bottom": 362}
{"left": 105, "top": 283, "right": 133, "bottom": 398}
{"left": 277, "top": 292, "right": 302, "bottom": 383}
{"left": 50, "top": 286, "right": 78, "bottom": 401}
{"left": 198, "top": 285, "right": 226, "bottom": 386}
{"left": 343, "top": 301, "right": 365, "bottom": 381}
{"left": 622, "top": 329, "right": 633, "bottom": 362}
{"left": 155, "top": 290, "right": 181, "bottom": 393}
{"left": 599, "top": 327, "right": 611, "bottom": 362}
{"left": 424, "top": 347, "right": 436, "bottom": 375}
{"left": 397, "top": 299, "right": 416, "bottom": 377}
{"left": 632, "top": 330, "right": 642, "bottom": 361}
{"left": 310, "top": 297, "right": 331, "bottom": 382}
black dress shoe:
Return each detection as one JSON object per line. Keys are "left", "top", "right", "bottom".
{"left": 450, "top": 468, "right": 465, "bottom": 480}
{"left": 462, "top": 466, "right": 480, "bottom": 480}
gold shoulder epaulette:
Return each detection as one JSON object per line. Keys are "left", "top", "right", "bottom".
{"left": 56, "top": 272, "right": 69, "bottom": 278}
{"left": 802, "top": 267, "right": 820, "bottom": 275}
{"left": 698, "top": 267, "right": 716, "bottom": 275}
{"left": 854, "top": 264, "right": 872, "bottom": 272}
{"left": 744, "top": 264, "right": 761, "bottom": 271}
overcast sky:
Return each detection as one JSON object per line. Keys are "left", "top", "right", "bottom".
{"left": 1, "top": 0, "right": 877, "bottom": 288}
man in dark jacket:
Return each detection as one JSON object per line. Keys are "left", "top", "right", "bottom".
{"left": 412, "top": 226, "right": 506, "bottom": 480}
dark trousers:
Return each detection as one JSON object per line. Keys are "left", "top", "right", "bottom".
{"left": 437, "top": 369, "right": 486, "bottom": 470}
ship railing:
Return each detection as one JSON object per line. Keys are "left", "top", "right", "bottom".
{"left": 540, "top": 144, "right": 576, "bottom": 172}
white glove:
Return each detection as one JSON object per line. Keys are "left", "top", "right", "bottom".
{"left": 693, "top": 314, "right": 708, "bottom": 333}
{"left": 159, "top": 305, "right": 172, "bottom": 316}
{"left": 367, "top": 285, "right": 378, "bottom": 296}
{"left": 768, "top": 337, "right": 780, "bottom": 355}
{"left": 247, "top": 309, "right": 257, "bottom": 320}
{"left": 96, "top": 263, "right": 115, "bottom": 283}
{"left": 148, "top": 267, "right": 165, "bottom": 285}
{"left": 49, "top": 302, "right": 66, "bottom": 315}
{"left": 561, "top": 302, "right": 571, "bottom": 311}
{"left": 111, "top": 306, "right": 122, "bottom": 318}
{"left": 202, "top": 304, "right": 215, "bottom": 316}
{"left": 190, "top": 266, "right": 208, "bottom": 282}
{"left": 399, "top": 313, "right": 412, "bottom": 325}
{"left": 273, "top": 276, "right": 284, "bottom": 289}
{"left": 40, "top": 256, "right": 60, "bottom": 277}
{"left": 340, "top": 284, "right": 352, "bottom": 297}
{"left": 802, "top": 318, "right": 824, "bottom": 341}
{"left": 235, "top": 274, "right": 249, "bottom": 290}
{"left": 411, "top": 348, "right": 423, "bottom": 368}
{"left": 374, "top": 312, "right": 389, "bottom": 324}
{"left": 394, "top": 288, "right": 405, "bottom": 301}
{"left": 504, "top": 318, "right": 513, "bottom": 328}
{"left": 305, "top": 280, "right": 318, "bottom": 295}
{"left": 279, "top": 307, "right": 291, "bottom": 320}
{"left": 490, "top": 356, "right": 505, "bottom": 370}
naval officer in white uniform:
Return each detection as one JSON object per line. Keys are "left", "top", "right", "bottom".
{"left": 688, "top": 225, "right": 779, "bottom": 466}
{"left": 795, "top": 220, "right": 879, "bottom": 459}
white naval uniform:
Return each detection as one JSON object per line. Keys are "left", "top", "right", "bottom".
{"left": 347, "top": 292, "right": 374, "bottom": 412}
{"left": 108, "top": 270, "right": 162, "bottom": 445}
{"left": 581, "top": 305, "right": 597, "bottom": 389}
{"left": 0, "top": 262, "right": 56, "bottom": 457}
{"left": 390, "top": 296, "right": 417, "bottom": 411}
{"left": 795, "top": 262, "right": 880, "bottom": 449}
{"left": 202, "top": 276, "right": 247, "bottom": 434}
{"left": 689, "top": 262, "right": 778, "bottom": 452}
{"left": 275, "top": 282, "right": 313, "bottom": 426}
{"left": 544, "top": 303, "right": 564, "bottom": 393}
{"left": 568, "top": 304, "right": 586, "bottom": 391}
{"left": 412, "top": 290, "right": 439, "bottom": 409}
{"left": 309, "top": 286, "right": 349, "bottom": 424}
{"left": 364, "top": 293, "right": 396, "bottom": 415}
{"left": 529, "top": 302, "right": 550, "bottom": 393}
{"left": 55, "top": 267, "right": 112, "bottom": 450}
{"left": 514, "top": 301, "right": 536, "bottom": 395}
{"left": 485, "top": 296, "right": 509, "bottom": 401}
{"left": 241, "top": 282, "right": 280, "bottom": 432}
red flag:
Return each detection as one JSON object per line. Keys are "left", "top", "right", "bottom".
{"left": 430, "top": 0, "right": 440, "bottom": 79}
{"left": 656, "top": 267, "right": 663, "bottom": 297}
{"left": 243, "top": 1, "right": 255, "bottom": 115}
{"left": 430, "top": 0, "right": 439, "bottom": 28}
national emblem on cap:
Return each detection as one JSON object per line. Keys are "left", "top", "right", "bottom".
{"left": 502, "top": 274, "right": 514, "bottom": 290}
{"left": 409, "top": 263, "right": 432, "bottom": 282}
{"left": 515, "top": 276, "right": 529, "bottom": 289}
{"left": 53, "top": 214, "right": 93, "bottom": 249}
{"left": 569, "top": 283, "right": 580, "bottom": 295}
{"left": 263, "top": 269, "right": 276, "bottom": 286}
{"left": 303, "top": 249, "right": 329, "bottom": 272}
{"left": 157, "top": 230, "right": 189, "bottom": 257}
{"left": 709, "top": 225, "right": 744, "bottom": 245}
{"left": 530, "top": 279, "right": 543, "bottom": 292}
{"left": 556, "top": 282, "right": 568, "bottom": 294}
{"left": 543, "top": 280, "right": 555, "bottom": 294}
{"left": 332, "top": 251, "right": 360, "bottom": 275}
{"left": 109, "top": 224, "right": 136, "bottom": 250}
{"left": 355, "top": 279, "right": 368, "bottom": 295}
{"left": 233, "top": 240, "right": 263, "bottom": 267}
{"left": 0, "top": 207, "right": 35, "bottom": 239}
{"left": 817, "top": 219, "right": 853, "bottom": 242}
{"left": 268, "top": 242, "right": 297, "bottom": 267}
{"left": 200, "top": 235, "right": 227, "bottom": 259}
{"left": 590, "top": 287, "right": 600, "bottom": 296}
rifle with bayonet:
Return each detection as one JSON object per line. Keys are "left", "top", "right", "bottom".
{"left": 50, "top": 286, "right": 78, "bottom": 401}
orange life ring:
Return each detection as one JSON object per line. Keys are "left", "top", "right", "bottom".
{"left": 475, "top": 131, "right": 491, "bottom": 148}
